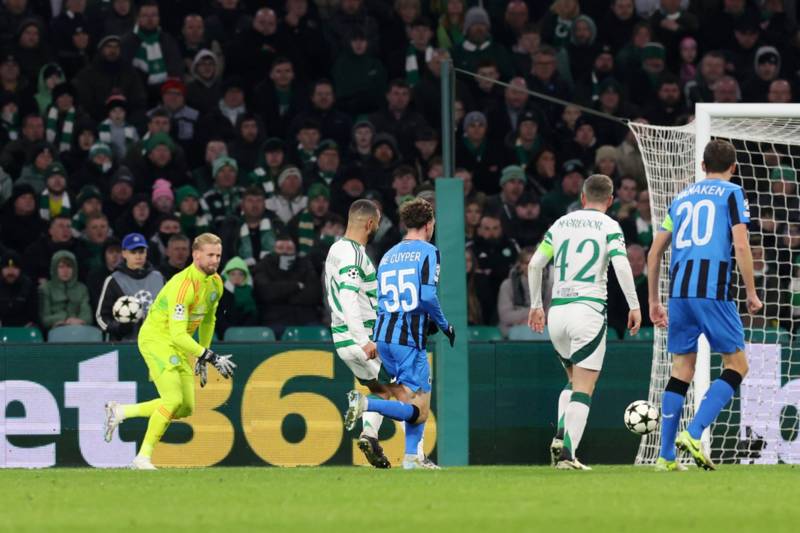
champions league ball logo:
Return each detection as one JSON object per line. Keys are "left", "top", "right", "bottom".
{"left": 133, "top": 290, "right": 154, "bottom": 313}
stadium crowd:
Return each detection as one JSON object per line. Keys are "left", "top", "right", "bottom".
{"left": 0, "top": 0, "right": 798, "bottom": 340}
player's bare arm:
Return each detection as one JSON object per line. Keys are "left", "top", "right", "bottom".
{"left": 731, "top": 224, "right": 763, "bottom": 315}
{"left": 647, "top": 230, "right": 672, "bottom": 328}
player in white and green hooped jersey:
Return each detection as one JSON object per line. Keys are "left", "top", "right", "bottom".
{"left": 528, "top": 174, "right": 642, "bottom": 470}
{"left": 324, "top": 199, "right": 392, "bottom": 468}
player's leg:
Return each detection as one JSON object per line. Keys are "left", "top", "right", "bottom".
{"left": 547, "top": 306, "right": 574, "bottom": 464}
{"left": 657, "top": 298, "right": 700, "bottom": 470}
{"left": 134, "top": 367, "right": 185, "bottom": 468}
{"left": 358, "top": 379, "right": 392, "bottom": 468}
{"left": 557, "top": 366, "right": 599, "bottom": 470}
{"left": 172, "top": 364, "right": 195, "bottom": 419}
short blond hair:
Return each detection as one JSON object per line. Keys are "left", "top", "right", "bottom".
{"left": 192, "top": 232, "right": 222, "bottom": 251}
{"left": 583, "top": 174, "right": 614, "bottom": 203}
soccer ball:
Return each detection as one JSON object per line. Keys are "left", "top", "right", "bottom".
{"left": 112, "top": 295, "right": 143, "bottom": 324}
{"left": 624, "top": 400, "right": 660, "bottom": 435}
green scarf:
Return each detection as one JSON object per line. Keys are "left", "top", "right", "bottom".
{"left": 276, "top": 89, "right": 292, "bottom": 116}
{"left": 296, "top": 210, "right": 317, "bottom": 255}
{"left": 46, "top": 105, "right": 75, "bottom": 153}
{"left": 1, "top": 108, "right": 18, "bottom": 140}
{"left": 437, "top": 16, "right": 464, "bottom": 50}
{"left": 132, "top": 25, "right": 168, "bottom": 85}
{"left": 39, "top": 189, "right": 72, "bottom": 221}
{"left": 405, "top": 44, "right": 434, "bottom": 88}
{"left": 514, "top": 138, "right": 542, "bottom": 168}
{"left": 463, "top": 138, "right": 486, "bottom": 160}
{"left": 239, "top": 218, "right": 276, "bottom": 267}
{"left": 178, "top": 212, "right": 212, "bottom": 238}
{"left": 99, "top": 118, "right": 137, "bottom": 147}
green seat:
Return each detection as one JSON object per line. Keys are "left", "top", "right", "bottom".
{"left": 282, "top": 326, "right": 332, "bottom": 342}
{"left": 468, "top": 326, "right": 503, "bottom": 341}
{"left": 224, "top": 326, "right": 276, "bottom": 342}
{"left": 632, "top": 327, "right": 656, "bottom": 341}
{"left": 746, "top": 328, "right": 790, "bottom": 345}
{"left": 508, "top": 325, "right": 549, "bottom": 341}
{"left": 47, "top": 325, "right": 103, "bottom": 343}
{"left": 0, "top": 326, "right": 43, "bottom": 343}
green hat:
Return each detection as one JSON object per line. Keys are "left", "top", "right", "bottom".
{"left": 212, "top": 156, "right": 238, "bottom": 176}
{"left": 45, "top": 162, "right": 67, "bottom": 179}
{"left": 641, "top": 42, "right": 666, "bottom": 61}
{"left": 143, "top": 132, "right": 176, "bottom": 154}
{"left": 499, "top": 165, "right": 525, "bottom": 186}
{"left": 175, "top": 184, "right": 200, "bottom": 204}
{"left": 770, "top": 166, "right": 795, "bottom": 181}
{"left": 89, "top": 142, "right": 112, "bottom": 159}
{"left": 308, "top": 182, "right": 330, "bottom": 200}
{"left": 77, "top": 184, "right": 102, "bottom": 207}
{"left": 397, "top": 194, "right": 415, "bottom": 207}
{"left": 315, "top": 139, "right": 339, "bottom": 157}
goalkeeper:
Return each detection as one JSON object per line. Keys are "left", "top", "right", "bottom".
{"left": 103, "top": 233, "right": 236, "bottom": 470}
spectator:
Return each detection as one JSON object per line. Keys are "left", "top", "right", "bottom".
{"left": 37, "top": 163, "right": 72, "bottom": 222}
{"left": 644, "top": 75, "right": 687, "bottom": 126}
{"left": 486, "top": 165, "right": 526, "bottom": 234}
{"left": 280, "top": 0, "right": 328, "bottom": 83}
{"left": 678, "top": 36, "right": 698, "bottom": 88}
{"left": 470, "top": 59, "right": 503, "bottom": 112}
{"left": 114, "top": 194, "right": 156, "bottom": 239}
{"left": 455, "top": 111, "right": 503, "bottom": 195}
{"left": 38, "top": 250, "right": 92, "bottom": 332}
{"left": 629, "top": 42, "right": 667, "bottom": 106}
{"left": 248, "top": 138, "right": 285, "bottom": 197}
{"left": 103, "top": 166, "right": 136, "bottom": 225}
{"left": 174, "top": 184, "right": 211, "bottom": 240}
{"left": 95, "top": 232, "right": 164, "bottom": 341}
{"left": 712, "top": 75, "right": 740, "bottom": 103}
{"left": 227, "top": 7, "right": 293, "bottom": 86}
{"left": 729, "top": 17, "right": 762, "bottom": 81}
{"left": 266, "top": 165, "right": 308, "bottom": 225}
{"left": 252, "top": 234, "right": 322, "bottom": 335}
{"left": 594, "top": 145, "right": 621, "bottom": 184}
{"left": 616, "top": 120, "right": 647, "bottom": 185}
{"left": 147, "top": 213, "right": 180, "bottom": 266}
{"left": 217, "top": 255, "right": 258, "bottom": 334}
{"left": 16, "top": 141, "right": 55, "bottom": 194}
{"left": 236, "top": 186, "right": 278, "bottom": 269}
{"left": 333, "top": 29, "right": 388, "bottom": 115}
{"left": 609, "top": 176, "right": 639, "bottom": 223}
{"left": 158, "top": 233, "right": 190, "bottom": 280}
{"left": 767, "top": 79, "right": 792, "bottom": 104}
{"left": 542, "top": 159, "right": 585, "bottom": 223}
{"left": 0, "top": 249, "right": 38, "bottom": 327}
{"left": 562, "top": 116, "right": 599, "bottom": 170}
{"left": 363, "top": 133, "right": 401, "bottom": 191}
{"left": 0, "top": 0, "right": 36, "bottom": 52}
{"left": 599, "top": 0, "right": 640, "bottom": 54}
{"left": 81, "top": 213, "right": 111, "bottom": 272}
{"left": 541, "top": 0, "right": 581, "bottom": 49}
{"left": 0, "top": 113, "right": 45, "bottom": 178}
{"left": 87, "top": 237, "right": 121, "bottom": 309}
{"left": 1, "top": 184, "right": 44, "bottom": 253}
{"left": 497, "top": 246, "right": 534, "bottom": 336}
{"left": 347, "top": 119, "right": 375, "bottom": 165}
{"left": 527, "top": 147, "right": 558, "bottom": 195}
{"left": 91, "top": 0, "right": 135, "bottom": 39}
{"left": 504, "top": 109, "right": 543, "bottom": 171}
{"left": 123, "top": 109, "right": 188, "bottom": 177}
{"left": 621, "top": 189, "right": 654, "bottom": 248}
{"left": 186, "top": 49, "right": 223, "bottom": 115}
{"left": 685, "top": 50, "right": 726, "bottom": 108}
{"left": 468, "top": 213, "right": 519, "bottom": 324}
{"left": 120, "top": 1, "right": 183, "bottom": 102}
{"left": 72, "top": 142, "right": 117, "bottom": 197}
{"left": 51, "top": 2, "right": 90, "bottom": 78}
{"left": 291, "top": 118, "right": 321, "bottom": 167}
{"left": 201, "top": 156, "right": 244, "bottom": 226}
{"left": 527, "top": 46, "right": 572, "bottom": 124}
{"left": 290, "top": 79, "right": 353, "bottom": 150}
{"left": 510, "top": 23, "right": 541, "bottom": 79}
{"left": 303, "top": 140, "right": 339, "bottom": 189}
{"left": 510, "top": 192, "right": 546, "bottom": 248}
{"left": 155, "top": 78, "right": 199, "bottom": 160}
{"left": 31, "top": 62, "right": 61, "bottom": 116}
{"left": 126, "top": 131, "right": 188, "bottom": 193}
{"left": 412, "top": 126, "right": 440, "bottom": 180}
{"left": 385, "top": 165, "right": 418, "bottom": 223}
{"left": 151, "top": 178, "right": 174, "bottom": 217}
{"left": 452, "top": 6, "right": 513, "bottom": 80}
{"left": 649, "top": 0, "right": 698, "bottom": 71}
{"left": 464, "top": 247, "right": 484, "bottom": 325}
{"left": 436, "top": 0, "right": 466, "bottom": 50}
{"left": 331, "top": 165, "right": 368, "bottom": 217}
{"left": 0, "top": 52, "right": 36, "bottom": 117}
{"left": 413, "top": 48, "right": 475, "bottom": 130}
{"left": 180, "top": 13, "right": 225, "bottom": 73}
{"left": 402, "top": 16, "right": 435, "bottom": 87}
{"left": 228, "top": 113, "right": 266, "bottom": 175}
{"left": 305, "top": 212, "right": 346, "bottom": 273}
{"left": 191, "top": 137, "right": 228, "bottom": 193}
{"left": 742, "top": 46, "right": 781, "bottom": 103}
{"left": 44, "top": 82, "right": 89, "bottom": 155}
{"left": 607, "top": 244, "right": 651, "bottom": 338}
{"left": 324, "top": 0, "right": 380, "bottom": 60}
{"left": 291, "top": 183, "right": 330, "bottom": 257}
{"left": 253, "top": 57, "right": 307, "bottom": 140}
{"left": 564, "top": 15, "right": 600, "bottom": 89}
{"left": 72, "top": 34, "right": 147, "bottom": 123}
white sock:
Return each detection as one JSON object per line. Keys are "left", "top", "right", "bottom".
{"left": 564, "top": 394, "right": 591, "bottom": 459}
{"left": 361, "top": 412, "right": 383, "bottom": 439}
{"left": 557, "top": 388, "right": 572, "bottom": 439}
{"left": 417, "top": 437, "right": 425, "bottom": 458}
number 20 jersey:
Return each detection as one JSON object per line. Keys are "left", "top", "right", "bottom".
{"left": 662, "top": 178, "right": 749, "bottom": 300}
{"left": 373, "top": 239, "right": 440, "bottom": 348}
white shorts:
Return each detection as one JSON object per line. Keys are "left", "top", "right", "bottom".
{"left": 336, "top": 344, "right": 383, "bottom": 383}
{"left": 547, "top": 301, "right": 607, "bottom": 371}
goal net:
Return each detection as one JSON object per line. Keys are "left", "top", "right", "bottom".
{"left": 630, "top": 110, "right": 800, "bottom": 465}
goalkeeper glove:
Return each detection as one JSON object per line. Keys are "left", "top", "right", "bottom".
{"left": 427, "top": 321, "right": 439, "bottom": 335}
{"left": 443, "top": 325, "right": 456, "bottom": 347}
{"left": 194, "top": 349, "right": 237, "bottom": 387}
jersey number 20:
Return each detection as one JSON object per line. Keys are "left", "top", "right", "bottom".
{"left": 675, "top": 199, "right": 715, "bottom": 249}
{"left": 381, "top": 268, "right": 418, "bottom": 312}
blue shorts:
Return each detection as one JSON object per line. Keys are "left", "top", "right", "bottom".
{"left": 668, "top": 298, "right": 745, "bottom": 355}
{"left": 376, "top": 342, "right": 431, "bottom": 393}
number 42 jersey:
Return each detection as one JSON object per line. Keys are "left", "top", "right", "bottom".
{"left": 662, "top": 178, "right": 749, "bottom": 300}
{"left": 539, "top": 209, "right": 628, "bottom": 305}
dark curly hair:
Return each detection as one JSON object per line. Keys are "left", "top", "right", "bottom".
{"left": 399, "top": 198, "right": 434, "bottom": 229}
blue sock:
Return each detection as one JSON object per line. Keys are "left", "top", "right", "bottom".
{"left": 405, "top": 421, "right": 425, "bottom": 455}
{"left": 659, "top": 377, "right": 689, "bottom": 461}
{"left": 366, "top": 398, "right": 415, "bottom": 422}
{"left": 687, "top": 378, "right": 736, "bottom": 439}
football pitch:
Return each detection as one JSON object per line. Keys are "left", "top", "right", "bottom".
{"left": 0, "top": 465, "right": 796, "bottom": 532}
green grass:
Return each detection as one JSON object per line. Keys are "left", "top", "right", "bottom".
{"left": 0, "top": 465, "right": 797, "bottom": 532}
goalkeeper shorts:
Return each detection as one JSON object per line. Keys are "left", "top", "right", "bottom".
{"left": 548, "top": 301, "right": 607, "bottom": 371}
{"left": 667, "top": 298, "right": 745, "bottom": 355}
{"left": 138, "top": 337, "right": 192, "bottom": 381}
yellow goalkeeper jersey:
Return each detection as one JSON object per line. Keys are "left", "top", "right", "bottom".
{"left": 139, "top": 263, "right": 223, "bottom": 359}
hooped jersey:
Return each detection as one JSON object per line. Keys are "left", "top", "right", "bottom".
{"left": 324, "top": 238, "right": 378, "bottom": 348}
{"left": 662, "top": 178, "right": 749, "bottom": 300}
{"left": 537, "top": 209, "right": 627, "bottom": 305}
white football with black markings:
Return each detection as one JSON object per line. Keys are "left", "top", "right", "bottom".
{"left": 624, "top": 400, "right": 660, "bottom": 435}
{"left": 112, "top": 295, "right": 143, "bottom": 324}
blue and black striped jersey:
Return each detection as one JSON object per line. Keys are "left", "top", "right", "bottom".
{"left": 373, "top": 239, "right": 449, "bottom": 348}
{"left": 662, "top": 178, "right": 750, "bottom": 300}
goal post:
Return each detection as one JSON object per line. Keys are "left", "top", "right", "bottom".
{"left": 630, "top": 103, "right": 800, "bottom": 465}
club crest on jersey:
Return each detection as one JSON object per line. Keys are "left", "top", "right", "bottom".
{"left": 173, "top": 304, "right": 186, "bottom": 321}
{"left": 210, "top": 291, "right": 218, "bottom": 302}
{"left": 346, "top": 267, "right": 360, "bottom": 280}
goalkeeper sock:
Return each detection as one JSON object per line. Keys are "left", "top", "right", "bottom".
{"left": 556, "top": 382, "right": 572, "bottom": 440}
{"left": 562, "top": 392, "right": 591, "bottom": 460}
{"left": 139, "top": 403, "right": 173, "bottom": 458}
{"left": 121, "top": 399, "right": 160, "bottom": 419}
{"left": 660, "top": 377, "right": 689, "bottom": 461}
{"left": 687, "top": 370, "right": 741, "bottom": 440}
{"left": 405, "top": 420, "right": 425, "bottom": 455}
{"left": 366, "top": 398, "right": 418, "bottom": 422}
